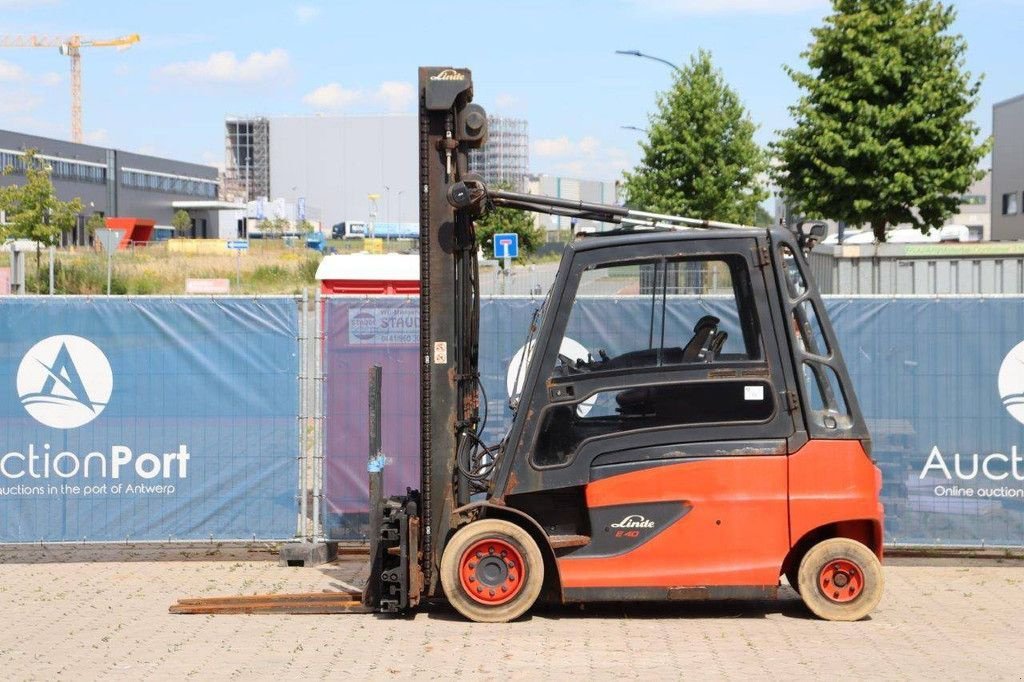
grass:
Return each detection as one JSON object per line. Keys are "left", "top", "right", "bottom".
{"left": 20, "top": 241, "right": 323, "bottom": 295}
{"left": 9, "top": 234, "right": 564, "bottom": 295}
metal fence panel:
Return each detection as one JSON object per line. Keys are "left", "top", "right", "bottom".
{"left": 322, "top": 295, "right": 1024, "bottom": 547}
{"left": 0, "top": 296, "right": 299, "bottom": 542}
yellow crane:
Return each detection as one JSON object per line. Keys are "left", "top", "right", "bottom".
{"left": 0, "top": 33, "right": 140, "bottom": 144}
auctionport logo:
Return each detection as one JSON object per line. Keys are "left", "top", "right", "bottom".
{"left": 998, "top": 340, "right": 1024, "bottom": 425}
{"left": 921, "top": 341, "right": 1024, "bottom": 497}
{"left": 16, "top": 335, "right": 113, "bottom": 430}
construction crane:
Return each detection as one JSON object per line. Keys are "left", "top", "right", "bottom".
{"left": 0, "top": 33, "right": 140, "bottom": 143}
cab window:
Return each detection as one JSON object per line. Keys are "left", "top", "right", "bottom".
{"left": 553, "top": 254, "right": 761, "bottom": 377}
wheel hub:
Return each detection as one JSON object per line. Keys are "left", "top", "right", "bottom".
{"left": 459, "top": 538, "right": 525, "bottom": 606}
{"left": 818, "top": 558, "right": 864, "bottom": 603}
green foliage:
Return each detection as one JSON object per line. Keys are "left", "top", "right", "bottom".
{"left": 623, "top": 50, "right": 768, "bottom": 224}
{"left": 754, "top": 204, "right": 774, "bottom": 227}
{"left": 27, "top": 257, "right": 127, "bottom": 295}
{"left": 171, "top": 209, "right": 192, "bottom": 236}
{"left": 260, "top": 216, "right": 291, "bottom": 235}
{"left": 297, "top": 219, "right": 315, "bottom": 233}
{"left": 0, "top": 149, "right": 84, "bottom": 245}
{"left": 773, "top": 0, "right": 989, "bottom": 241}
{"left": 85, "top": 212, "right": 107, "bottom": 235}
{"left": 298, "top": 255, "right": 321, "bottom": 283}
{"left": 474, "top": 184, "right": 544, "bottom": 259}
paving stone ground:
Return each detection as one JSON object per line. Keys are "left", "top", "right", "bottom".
{"left": 0, "top": 550, "right": 1021, "bottom": 680}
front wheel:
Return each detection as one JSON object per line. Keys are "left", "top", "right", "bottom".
{"left": 797, "top": 537, "right": 883, "bottom": 621}
{"left": 440, "top": 519, "right": 544, "bottom": 623}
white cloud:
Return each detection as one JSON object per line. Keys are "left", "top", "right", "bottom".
{"left": 0, "top": 60, "right": 26, "bottom": 82}
{"left": 0, "top": 0, "right": 59, "bottom": 7}
{"left": 0, "top": 88, "right": 41, "bottom": 114}
{"left": 40, "top": 71, "right": 61, "bottom": 86}
{"left": 295, "top": 3, "right": 320, "bottom": 23}
{"left": 533, "top": 135, "right": 634, "bottom": 182}
{"left": 157, "top": 49, "right": 290, "bottom": 84}
{"left": 302, "top": 80, "right": 416, "bottom": 113}
{"left": 494, "top": 92, "right": 520, "bottom": 110}
{"left": 303, "top": 82, "right": 362, "bottom": 111}
{"left": 533, "top": 136, "right": 574, "bottom": 157}
{"left": 626, "top": 0, "right": 825, "bottom": 14}
{"left": 375, "top": 81, "right": 414, "bottom": 112}
{"left": 83, "top": 129, "right": 110, "bottom": 145}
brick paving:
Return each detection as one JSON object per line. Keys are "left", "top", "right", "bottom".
{"left": 0, "top": 552, "right": 1021, "bottom": 680}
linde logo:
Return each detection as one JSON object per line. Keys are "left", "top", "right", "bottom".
{"left": 430, "top": 69, "right": 465, "bottom": 81}
{"left": 610, "top": 515, "right": 655, "bottom": 529}
{"left": 17, "top": 335, "right": 113, "bottom": 429}
{"left": 920, "top": 342, "right": 1024, "bottom": 499}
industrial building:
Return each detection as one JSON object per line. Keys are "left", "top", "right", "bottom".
{"left": 468, "top": 116, "right": 529, "bottom": 191}
{"left": 993, "top": 94, "right": 1024, "bottom": 240}
{"left": 0, "top": 129, "right": 220, "bottom": 244}
{"left": 224, "top": 115, "right": 416, "bottom": 231}
{"left": 526, "top": 174, "right": 619, "bottom": 239}
{"left": 224, "top": 113, "right": 530, "bottom": 230}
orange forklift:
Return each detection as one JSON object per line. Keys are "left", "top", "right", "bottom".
{"left": 176, "top": 67, "right": 883, "bottom": 623}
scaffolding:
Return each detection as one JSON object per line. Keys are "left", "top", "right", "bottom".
{"left": 469, "top": 116, "right": 528, "bottom": 191}
{"left": 224, "top": 117, "right": 270, "bottom": 202}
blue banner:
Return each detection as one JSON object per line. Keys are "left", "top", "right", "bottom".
{"left": 0, "top": 297, "right": 299, "bottom": 542}
{"left": 324, "top": 295, "right": 1024, "bottom": 547}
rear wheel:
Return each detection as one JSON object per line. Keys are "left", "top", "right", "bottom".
{"left": 440, "top": 519, "right": 544, "bottom": 623}
{"left": 797, "top": 537, "right": 883, "bottom": 621}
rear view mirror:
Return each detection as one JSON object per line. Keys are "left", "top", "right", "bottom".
{"left": 795, "top": 221, "right": 827, "bottom": 252}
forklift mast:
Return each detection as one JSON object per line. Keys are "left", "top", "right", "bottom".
{"left": 416, "top": 67, "right": 488, "bottom": 596}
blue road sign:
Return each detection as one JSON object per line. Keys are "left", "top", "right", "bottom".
{"left": 227, "top": 240, "right": 249, "bottom": 250}
{"left": 493, "top": 233, "right": 519, "bottom": 259}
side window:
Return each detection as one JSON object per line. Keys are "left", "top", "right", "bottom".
{"left": 532, "top": 251, "right": 774, "bottom": 468}
{"left": 553, "top": 255, "right": 761, "bottom": 378}
{"left": 534, "top": 381, "right": 776, "bottom": 467}
{"left": 779, "top": 243, "right": 850, "bottom": 430}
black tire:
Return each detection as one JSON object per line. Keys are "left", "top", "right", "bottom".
{"left": 784, "top": 565, "right": 800, "bottom": 595}
{"left": 440, "top": 519, "right": 544, "bottom": 623}
{"left": 797, "top": 537, "right": 883, "bottom": 621}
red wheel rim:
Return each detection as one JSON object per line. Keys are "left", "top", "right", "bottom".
{"left": 817, "top": 558, "right": 865, "bottom": 603}
{"left": 458, "top": 538, "right": 526, "bottom": 605}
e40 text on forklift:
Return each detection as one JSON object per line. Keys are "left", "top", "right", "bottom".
{"left": 173, "top": 67, "right": 884, "bottom": 623}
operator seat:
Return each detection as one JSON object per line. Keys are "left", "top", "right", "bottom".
{"left": 681, "top": 315, "right": 720, "bottom": 362}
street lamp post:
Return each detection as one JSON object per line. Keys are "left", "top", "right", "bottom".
{"left": 614, "top": 49, "right": 683, "bottom": 74}
{"left": 396, "top": 190, "right": 405, "bottom": 226}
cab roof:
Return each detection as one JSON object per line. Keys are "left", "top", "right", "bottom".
{"left": 567, "top": 226, "right": 791, "bottom": 252}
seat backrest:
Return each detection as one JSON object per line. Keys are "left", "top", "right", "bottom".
{"left": 681, "top": 315, "right": 719, "bottom": 362}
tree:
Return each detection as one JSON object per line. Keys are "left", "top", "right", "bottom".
{"left": 623, "top": 50, "right": 768, "bottom": 224}
{"left": 261, "top": 216, "right": 290, "bottom": 235}
{"left": 171, "top": 209, "right": 192, "bottom": 236}
{"left": 754, "top": 204, "right": 774, "bottom": 227}
{"left": 85, "top": 213, "right": 107, "bottom": 235}
{"left": 474, "top": 185, "right": 544, "bottom": 261}
{"left": 0, "top": 149, "right": 83, "bottom": 265}
{"left": 773, "top": 0, "right": 988, "bottom": 242}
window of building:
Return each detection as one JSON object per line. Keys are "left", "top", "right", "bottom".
{"left": 1004, "top": 192, "right": 1019, "bottom": 215}
{"left": 960, "top": 194, "right": 986, "bottom": 206}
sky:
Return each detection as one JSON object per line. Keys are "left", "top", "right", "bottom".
{"left": 0, "top": 0, "right": 1021, "bottom": 182}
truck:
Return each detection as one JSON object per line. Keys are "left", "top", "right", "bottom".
{"left": 174, "top": 66, "right": 884, "bottom": 623}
